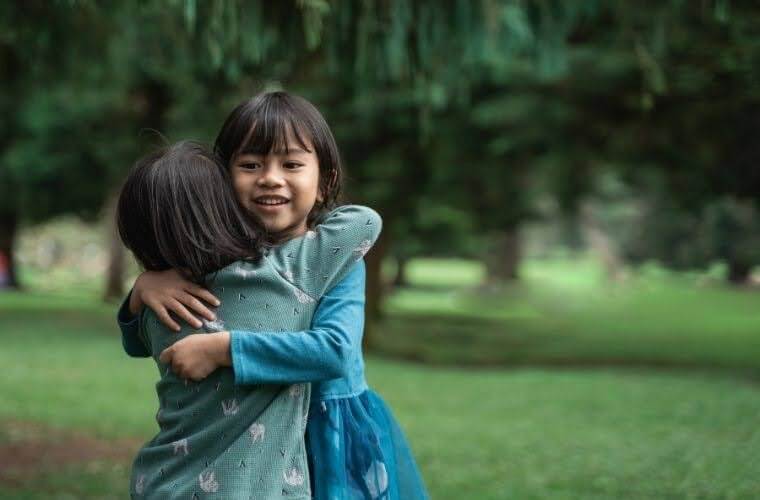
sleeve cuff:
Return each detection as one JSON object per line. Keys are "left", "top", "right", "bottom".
{"left": 230, "top": 330, "right": 249, "bottom": 384}
{"left": 118, "top": 289, "right": 150, "bottom": 358}
{"left": 117, "top": 290, "right": 139, "bottom": 327}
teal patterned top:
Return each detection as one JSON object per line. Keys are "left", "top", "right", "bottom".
{"left": 129, "top": 205, "right": 381, "bottom": 500}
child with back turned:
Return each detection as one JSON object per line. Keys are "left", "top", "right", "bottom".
{"left": 119, "top": 92, "right": 429, "bottom": 499}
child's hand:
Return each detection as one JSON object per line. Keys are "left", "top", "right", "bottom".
{"left": 159, "top": 332, "right": 232, "bottom": 381}
{"left": 131, "top": 269, "right": 220, "bottom": 332}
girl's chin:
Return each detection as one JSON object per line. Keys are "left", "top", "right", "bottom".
{"left": 248, "top": 208, "right": 309, "bottom": 239}
{"left": 256, "top": 217, "right": 303, "bottom": 236}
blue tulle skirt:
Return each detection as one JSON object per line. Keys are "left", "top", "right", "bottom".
{"left": 306, "top": 389, "right": 429, "bottom": 500}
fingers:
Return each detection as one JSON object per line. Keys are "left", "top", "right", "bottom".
{"left": 186, "top": 285, "right": 221, "bottom": 308}
{"left": 159, "top": 347, "right": 189, "bottom": 379}
{"left": 177, "top": 292, "right": 216, "bottom": 322}
{"left": 166, "top": 298, "right": 203, "bottom": 329}
{"left": 138, "top": 273, "right": 221, "bottom": 331}
{"left": 153, "top": 305, "right": 181, "bottom": 332}
{"left": 172, "top": 363, "right": 206, "bottom": 382}
{"left": 159, "top": 343, "right": 211, "bottom": 382}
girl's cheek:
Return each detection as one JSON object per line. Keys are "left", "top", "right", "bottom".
{"left": 232, "top": 177, "right": 250, "bottom": 206}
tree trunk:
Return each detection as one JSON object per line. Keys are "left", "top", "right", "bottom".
{"left": 102, "top": 193, "right": 125, "bottom": 301}
{"left": 363, "top": 220, "right": 391, "bottom": 350}
{"left": 727, "top": 259, "right": 751, "bottom": 285}
{"left": 0, "top": 209, "right": 20, "bottom": 289}
{"left": 485, "top": 227, "right": 521, "bottom": 283}
{"left": 392, "top": 255, "right": 409, "bottom": 288}
{"left": 559, "top": 212, "right": 584, "bottom": 250}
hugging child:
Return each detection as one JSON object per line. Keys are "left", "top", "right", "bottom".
{"left": 119, "top": 92, "right": 428, "bottom": 499}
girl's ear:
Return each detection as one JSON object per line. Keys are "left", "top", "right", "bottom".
{"left": 316, "top": 188, "right": 324, "bottom": 203}
{"left": 318, "top": 169, "right": 337, "bottom": 203}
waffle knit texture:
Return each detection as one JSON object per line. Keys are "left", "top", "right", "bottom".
{"left": 125, "top": 205, "right": 381, "bottom": 499}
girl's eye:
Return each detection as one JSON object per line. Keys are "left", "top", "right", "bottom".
{"left": 238, "top": 163, "right": 260, "bottom": 170}
{"left": 284, "top": 162, "right": 303, "bottom": 170}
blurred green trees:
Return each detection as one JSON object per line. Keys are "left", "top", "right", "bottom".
{"left": 1, "top": 1, "right": 759, "bottom": 311}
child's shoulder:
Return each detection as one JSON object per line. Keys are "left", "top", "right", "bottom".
{"left": 328, "top": 204, "right": 381, "bottom": 223}
{"left": 312, "top": 204, "right": 381, "bottom": 251}
{"left": 266, "top": 205, "right": 380, "bottom": 298}
{"left": 277, "top": 205, "right": 381, "bottom": 250}
{"left": 314, "top": 204, "right": 382, "bottom": 234}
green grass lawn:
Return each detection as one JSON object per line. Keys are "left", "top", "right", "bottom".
{"left": 1, "top": 257, "right": 759, "bottom": 499}
{"left": 378, "top": 258, "right": 760, "bottom": 370}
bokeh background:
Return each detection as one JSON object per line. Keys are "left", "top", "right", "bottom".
{"left": 2, "top": 1, "right": 760, "bottom": 498}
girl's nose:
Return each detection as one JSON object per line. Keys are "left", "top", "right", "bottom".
{"left": 256, "top": 165, "right": 284, "bottom": 187}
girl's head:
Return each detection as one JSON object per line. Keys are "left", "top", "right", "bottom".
{"left": 214, "top": 91, "right": 343, "bottom": 240}
{"left": 117, "top": 141, "right": 262, "bottom": 284}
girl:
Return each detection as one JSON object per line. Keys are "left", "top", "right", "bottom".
{"left": 119, "top": 92, "right": 429, "bottom": 499}
{"left": 117, "top": 139, "right": 381, "bottom": 499}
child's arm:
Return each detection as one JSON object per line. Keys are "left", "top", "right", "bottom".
{"left": 230, "top": 260, "right": 366, "bottom": 384}
{"left": 117, "top": 291, "right": 150, "bottom": 357}
{"left": 268, "top": 204, "right": 381, "bottom": 300}
{"left": 116, "top": 270, "right": 221, "bottom": 356}
{"left": 160, "top": 260, "right": 366, "bottom": 383}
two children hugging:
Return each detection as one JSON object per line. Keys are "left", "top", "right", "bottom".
{"left": 116, "top": 92, "right": 429, "bottom": 499}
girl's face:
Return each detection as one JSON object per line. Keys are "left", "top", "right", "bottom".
{"left": 231, "top": 134, "right": 321, "bottom": 239}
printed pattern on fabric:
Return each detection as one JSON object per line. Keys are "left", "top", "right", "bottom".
{"left": 214, "top": 259, "right": 430, "bottom": 499}
{"left": 127, "top": 206, "right": 381, "bottom": 499}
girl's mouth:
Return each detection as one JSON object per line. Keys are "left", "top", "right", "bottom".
{"left": 254, "top": 196, "right": 289, "bottom": 206}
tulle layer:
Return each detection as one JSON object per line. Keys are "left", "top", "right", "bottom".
{"left": 306, "top": 390, "right": 429, "bottom": 500}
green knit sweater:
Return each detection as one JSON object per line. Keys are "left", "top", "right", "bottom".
{"left": 130, "top": 205, "right": 381, "bottom": 499}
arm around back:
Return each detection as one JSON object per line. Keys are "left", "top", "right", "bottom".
{"left": 230, "top": 260, "right": 366, "bottom": 385}
{"left": 117, "top": 290, "right": 151, "bottom": 358}
{"left": 267, "top": 204, "right": 381, "bottom": 300}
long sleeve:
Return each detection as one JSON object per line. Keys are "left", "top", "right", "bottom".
{"left": 267, "top": 205, "right": 381, "bottom": 301}
{"left": 230, "top": 260, "right": 365, "bottom": 385}
{"left": 117, "top": 290, "right": 151, "bottom": 357}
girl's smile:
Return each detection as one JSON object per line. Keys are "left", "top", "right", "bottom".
{"left": 254, "top": 195, "right": 291, "bottom": 214}
{"left": 254, "top": 195, "right": 290, "bottom": 206}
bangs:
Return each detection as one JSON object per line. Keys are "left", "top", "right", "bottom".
{"left": 236, "top": 101, "right": 314, "bottom": 158}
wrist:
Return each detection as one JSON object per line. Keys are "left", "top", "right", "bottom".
{"left": 212, "top": 331, "right": 232, "bottom": 367}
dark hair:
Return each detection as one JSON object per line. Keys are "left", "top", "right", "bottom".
{"left": 117, "top": 141, "right": 263, "bottom": 284}
{"left": 214, "top": 91, "right": 343, "bottom": 227}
